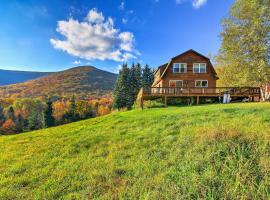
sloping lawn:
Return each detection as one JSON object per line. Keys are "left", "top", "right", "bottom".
{"left": 0, "top": 103, "right": 269, "bottom": 199}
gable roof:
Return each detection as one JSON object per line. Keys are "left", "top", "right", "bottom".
{"left": 171, "top": 49, "right": 210, "bottom": 60}
{"left": 160, "top": 49, "right": 215, "bottom": 79}
{"left": 154, "top": 63, "right": 167, "bottom": 75}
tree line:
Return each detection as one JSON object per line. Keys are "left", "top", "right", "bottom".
{"left": 113, "top": 63, "right": 154, "bottom": 110}
{"left": 0, "top": 97, "right": 112, "bottom": 134}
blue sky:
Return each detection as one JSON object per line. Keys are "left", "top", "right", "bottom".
{"left": 0, "top": 0, "right": 234, "bottom": 72}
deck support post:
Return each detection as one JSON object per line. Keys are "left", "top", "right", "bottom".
{"left": 140, "top": 98, "right": 144, "bottom": 110}
{"left": 196, "top": 96, "right": 200, "bottom": 105}
{"left": 164, "top": 96, "right": 168, "bottom": 107}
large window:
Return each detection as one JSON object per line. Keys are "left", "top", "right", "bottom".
{"left": 173, "top": 63, "right": 187, "bottom": 73}
{"left": 195, "top": 80, "right": 208, "bottom": 87}
{"left": 169, "top": 80, "right": 183, "bottom": 87}
{"left": 193, "top": 63, "right": 206, "bottom": 73}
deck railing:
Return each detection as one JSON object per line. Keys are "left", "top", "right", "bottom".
{"left": 142, "top": 87, "right": 261, "bottom": 96}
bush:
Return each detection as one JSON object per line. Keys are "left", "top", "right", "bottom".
{"left": 143, "top": 99, "right": 165, "bottom": 108}
{"left": 167, "top": 97, "right": 194, "bottom": 105}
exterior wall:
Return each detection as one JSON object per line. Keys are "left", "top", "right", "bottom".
{"left": 153, "top": 65, "right": 166, "bottom": 87}
{"left": 162, "top": 52, "right": 217, "bottom": 88}
{"left": 154, "top": 69, "right": 161, "bottom": 83}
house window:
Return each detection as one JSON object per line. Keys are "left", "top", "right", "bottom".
{"left": 195, "top": 80, "right": 208, "bottom": 87}
{"left": 173, "top": 63, "right": 187, "bottom": 73}
{"left": 169, "top": 80, "right": 183, "bottom": 87}
{"left": 193, "top": 63, "right": 206, "bottom": 73}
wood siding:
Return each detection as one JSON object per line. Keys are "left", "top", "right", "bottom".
{"left": 153, "top": 50, "right": 218, "bottom": 88}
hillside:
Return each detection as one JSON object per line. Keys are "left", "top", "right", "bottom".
{"left": 0, "top": 103, "right": 269, "bottom": 199}
{"left": 0, "top": 66, "right": 117, "bottom": 98}
{"left": 0, "top": 69, "right": 51, "bottom": 86}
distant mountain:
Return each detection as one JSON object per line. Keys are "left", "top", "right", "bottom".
{"left": 0, "top": 69, "right": 51, "bottom": 86}
{"left": 0, "top": 66, "right": 117, "bottom": 98}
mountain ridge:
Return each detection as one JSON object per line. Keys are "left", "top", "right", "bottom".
{"left": 0, "top": 66, "right": 117, "bottom": 98}
{"left": 0, "top": 69, "right": 52, "bottom": 86}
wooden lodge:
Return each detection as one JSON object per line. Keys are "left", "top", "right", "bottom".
{"left": 137, "top": 49, "right": 261, "bottom": 108}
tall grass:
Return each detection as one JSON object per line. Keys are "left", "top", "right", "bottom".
{"left": 0, "top": 103, "right": 269, "bottom": 199}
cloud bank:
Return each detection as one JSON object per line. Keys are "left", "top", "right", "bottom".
{"left": 50, "top": 8, "right": 138, "bottom": 62}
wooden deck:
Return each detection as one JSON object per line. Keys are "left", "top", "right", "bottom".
{"left": 137, "top": 87, "right": 261, "bottom": 108}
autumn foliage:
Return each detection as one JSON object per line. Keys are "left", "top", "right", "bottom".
{"left": 0, "top": 97, "right": 113, "bottom": 134}
{"left": 1, "top": 119, "right": 16, "bottom": 134}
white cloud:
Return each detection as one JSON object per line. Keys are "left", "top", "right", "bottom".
{"left": 176, "top": 0, "right": 207, "bottom": 9}
{"left": 86, "top": 8, "right": 104, "bottom": 23}
{"left": 50, "top": 8, "right": 138, "bottom": 62}
{"left": 192, "top": 0, "right": 207, "bottom": 9}
{"left": 72, "top": 60, "right": 81, "bottom": 65}
{"left": 119, "top": 32, "right": 134, "bottom": 51}
{"left": 119, "top": 1, "right": 125, "bottom": 10}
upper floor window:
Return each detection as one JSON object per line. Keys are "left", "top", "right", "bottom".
{"left": 193, "top": 63, "right": 206, "bottom": 73}
{"left": 173, "top": 63, "right": 187, "bottom": 73}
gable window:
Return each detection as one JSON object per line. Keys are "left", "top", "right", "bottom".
{"left": 169, "top": 80, "right": 183, "bottom": 87}
{"left": 195, "top": 80, "right": 208, "bottom": 87}
{"left": 173, "top": 63, "right": 187, "bottom": 73}
{"left": 193, "top": 63, "right": 206, "bottom": 73}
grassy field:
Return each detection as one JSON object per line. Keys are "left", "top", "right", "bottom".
{"left": 0, "top": 103, "right": 269, "bottom": 199}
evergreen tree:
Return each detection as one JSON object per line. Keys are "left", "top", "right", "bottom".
{"left": 113, "top": 63, "right": 152, "bottom": 110}
{"left": 15, "top": 114, "right": 26, "bottom": 133}
{"left": 63, "top": 96, "right": 79, "bottom": 122}
{"left": 6, "top": 106, "right": 16, "bottom": 121}
{"left": 0, "top": 105, "right": 5, "bottom": 126}
{"left": 45, "top": 100, "right": 55, "bottom": 127}
{"left": 216, "top": 0, "right": 270, "bottom": 100}
{"left": 70, "top": 96, "right": 76, "bottom": 114}
{"left": 113, "top": 64, "right": 130, "bottom": 110}
{"left": 27, "top": 100, "right": 46, "bottom": 131}
{"left": 28, "top": 110, "right": 45, "bottom": 131}
{"left": 128, "top": 63, "right": 142, "bottom": 108}
{"left": 142, "top": 64, "right": 154, "bottom": 89}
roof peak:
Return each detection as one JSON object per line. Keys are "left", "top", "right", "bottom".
{"left": 171, "top": 49, "right": 209, "bottom": 60}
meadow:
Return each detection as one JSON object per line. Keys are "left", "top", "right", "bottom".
{"left": 0, "top": 103, "right": 269, "bottom": 199}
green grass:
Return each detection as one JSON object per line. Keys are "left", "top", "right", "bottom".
{"left": 0, "top": 103, "right": 269, "bottom": 199}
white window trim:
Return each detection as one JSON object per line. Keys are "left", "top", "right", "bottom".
{"left": 173, "top": 63, "right": 187, "bottom": 73}
{"left": 193, "top": 63, "right": 206, "bottom": 73}
{"left": 169, "top": 80, "right": 183, "bottom": 87}
{"left": 195, "top": 80, "right": 208, "bottom": 88}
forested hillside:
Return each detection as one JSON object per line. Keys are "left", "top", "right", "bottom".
{"left": 0, "top": 69, "right": 51, "bottom": 86}
{"left": 0, "top": 66, "right": 117, "bottom": 98}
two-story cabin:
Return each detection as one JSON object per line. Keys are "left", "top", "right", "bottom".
{"left": 152, "top": 49, "right": 218, "bottom": 88}
{"left": 137, "top": 49, "right": 261, "bottom": 108}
